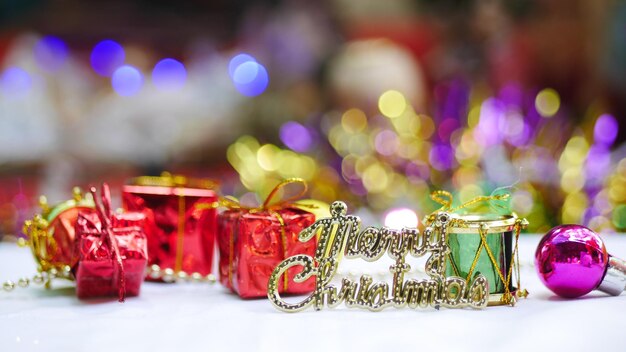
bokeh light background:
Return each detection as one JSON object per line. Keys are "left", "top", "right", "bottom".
{"left": 0, "top": 0, "right": 625, "bottom": 236}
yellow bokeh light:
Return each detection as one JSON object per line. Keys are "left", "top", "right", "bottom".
{"left": 341, "top": 155, "right": 358, "bottom": 180}
{"left": 558, "top": 136, "right": 589, "bottom": 171}
{"left": 378, "top": 90, "right": 407, "bottom": 118}
{"left": 386, "top": 174, "right": 408, "bottom": 198}
{"left": 535, "top": 88, "right": 560, "bottom": 118}
{"left": 362, "top": 163, "right": 389, "bottom": 193}
{"left": 390, "top": 112, "right": 413, "bottom": 137}
{"left": 257, "top": 144, "right": 280, "bottom": 171}
{"left": 328, "top": 125, "right": 350, "bottom": 155}
{"left": 418, "top": 114, "right": 435, "bottom": 139}
{"left": 467, "top": 105, "right": 481, "bottom": 128}
{"left": 562, "top": 192, "right": 588, "bottom": 224}
{"left": 560, "top": 168, "right": 586, "bottom": 193}
{"left": 458, "top": 184, "right": 484, "bottom": 204}
{"left": 512, "top": 190, "right": 534, "bottom": 216}
{"left": 348, "top": 134, "right": 371, "bottom": 156}
{"left": 310, "top": 185, "right": 337, "bottom": 204}
{"left": 396, "top": 139, "right": 421, "bottom": 159}
{"left": 453, "top": 166, "right": 482, "bottom": 188}
{"left": 408, "top": 113, "right": 421, "bottom": 135}
{"left": 341, "top": 108, "right": 368, "bottom": 134}
{"left": 609, "top": 181, "right": 626, "bottom": 202}
{"left": 355, "top": 155, "right": 377, "bottom": 176}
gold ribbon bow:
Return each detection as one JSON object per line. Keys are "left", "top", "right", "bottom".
{"left": 430, "top": 189, "right": 511, "bottom": 214}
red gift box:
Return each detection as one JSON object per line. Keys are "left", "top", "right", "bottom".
{"left": 122, "top": 174, "right": 218, "bottom": 278}
{"left": 217, "top": 180, "right": 317, "bottom": 298}
{"left": 74, "top": 185, "right": 148, "bottom": 301}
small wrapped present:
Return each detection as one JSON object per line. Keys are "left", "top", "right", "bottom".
{"left": 7, "top": 188, "right": 96, "bottom": 292}
{"left": 74, "top": 184, "right": 148, "bottom": 301}
{"left": 122, "top": 173, "right": 218, "bottom": 279}
{"left": 217, "top": 179, "right": 317, "bottom": 298}
{"left": 424, "top": 189, "right": 529, "bottom": 306}
{"left": 21, "top": 188, "right": 95, "bottom": 282}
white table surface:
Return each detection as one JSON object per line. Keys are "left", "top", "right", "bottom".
{"left": 1, "top": 234, "right": 625, "bottom": 352}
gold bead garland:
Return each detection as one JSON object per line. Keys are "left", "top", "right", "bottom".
{"left": 145, "top": 265, "right": 217, "bottom": 284}
{"left": 2, "top": 266, "right": 72, "bottom": 292}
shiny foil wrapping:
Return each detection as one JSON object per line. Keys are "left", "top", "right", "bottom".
{"left": 46, "top": 206, "right": 97, "bottom": 270}
{"left": 446, "top": 230, "right": 512, "bottom": 294}
{"left": 122, "top": 185, "right": 218, "bottom": 277}
{"left": 73, "top": 211, "right": 148, "bottom": 299}
{"left": 22, "top": 190, "right": 96, "bottom": 276}
{"left": 218, "top": 208, "right": 316, "bottom": 298}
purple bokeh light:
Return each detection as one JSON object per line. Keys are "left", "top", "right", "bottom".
{"left": 593, "top": 114, "right": 618, "bottom": 146}
{"left": 498, "top": 83, "right": 523, "bottom": 108}
{"left": 429, "top": 144, "right": 455, "bottom": 171}
{"left": 33, "top": 36, "right": 68, "bottom": 72}
{"left": 586, "top": 145, "right": 612, "bottom": 183}
{"left": 152, "top": 58, "right": 187, "bottom": 92}
{"left": 91, "top": 40, "right": 125, "bottom": 77}
{"left": 438, "top": 118, "right": 459, "bottom": 141}
{"left": 405, "top": 162, "right": 430, "bottom": 183}
{"left": 280, "top": 121, "right": 314, "bottom": 152}
{"left": 348, "top": 180, "right": 368, "bottom": 196}
{"left": 475, "top": 98, "right": 505, "bottom": 146}
{"left": 435, "top": 79, "right": 469, "bottom": 123}
{"left": 374, "top": 130, "right": 399, "bottom": 156}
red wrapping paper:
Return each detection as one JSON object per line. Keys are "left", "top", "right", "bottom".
{"left": 22, "top": 189, "right": 97, "bottom": 275}
{"left": 74, "top": 186, "right": 147, "bottom": 301}
{"left": 122, "top": 184, "right": 217, "bottom": 277}
{"left": 218, "top": 207, "right": 316, "bottom": 298}
{"left": 48, "top": 206, "right": 96, "bottom": 269}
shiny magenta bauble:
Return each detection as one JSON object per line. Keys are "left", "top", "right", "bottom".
{"left": 535, "top": 225, "right": 608, "bottom": 298}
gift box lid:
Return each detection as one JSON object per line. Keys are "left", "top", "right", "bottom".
{"left": 124, "top": 172, "right": 218, "bottom": 197}
{"left": 231, "top": 207, "right": 313, "bottom": 220}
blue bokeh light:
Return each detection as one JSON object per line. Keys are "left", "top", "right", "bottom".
{"left": 228, "top": 54, "right": 269, "bottom": 97}
{"left": 33, "top": 36, "right": 68, "bottom": 72}
{"left": 228, "top": 54, "right": 256, "bottom": 78}
{"left": 111, "top": 65, "right": 143, "bottom": 97}
{"left": 233, "top": 61, "right": 262, "bottom": 85}
{"left": 152, "top": 58, "right": 187, "bottom": 92}
{"left": 228, "top": 53, "right": 269, "bottom": 97}
{"left": 1, "top": 67, "right": 33, "bottom": 99}
{"left": 91, "top": 40, "right": 125, "bottom": 77}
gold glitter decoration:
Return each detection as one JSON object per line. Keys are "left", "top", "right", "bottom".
{"left": 267, "top": 201, "right": 489, "bottom": 312}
